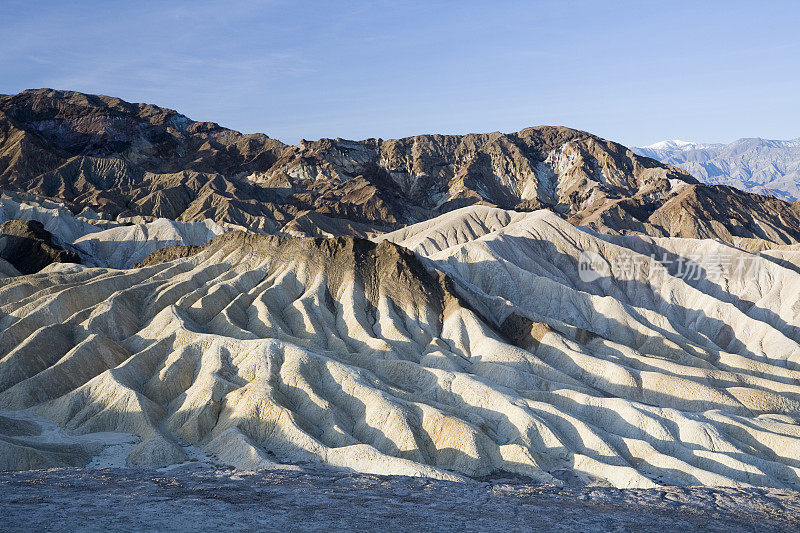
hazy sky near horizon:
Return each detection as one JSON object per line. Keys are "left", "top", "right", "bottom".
{"left": 2, "top": 0, "right": 798, "bottom": 147}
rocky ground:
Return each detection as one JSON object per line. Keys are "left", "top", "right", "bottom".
{"left": 1, "top": 466, "right": 799, "bottom": 532}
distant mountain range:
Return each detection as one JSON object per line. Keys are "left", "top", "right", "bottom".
{"left": 634, "top": 138, "right": 800, "bottom": 201}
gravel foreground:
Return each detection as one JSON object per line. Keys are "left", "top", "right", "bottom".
{"left": 1, "top": 467, "right": 799, "bottom": 532}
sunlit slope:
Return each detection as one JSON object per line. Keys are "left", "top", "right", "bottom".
{"left": 2, "top": 208, "right": 800, "bottom": 488}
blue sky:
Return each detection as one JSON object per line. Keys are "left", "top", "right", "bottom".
{"left": 2, "top": 0, "right": 798, "bottom": 146}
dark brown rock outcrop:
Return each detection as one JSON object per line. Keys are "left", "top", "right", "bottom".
{"left": 0, "top": 220, "right": 81, "bottom": 274}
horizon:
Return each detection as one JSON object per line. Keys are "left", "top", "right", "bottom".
{"left": 2, "top": 1, "right": 799, "bottom": 147}
{"left": 9, "top": 86, "right": 800, "bottom": 149}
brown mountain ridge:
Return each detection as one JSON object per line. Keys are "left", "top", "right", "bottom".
{"left": 2, "top": 88, "right": 800, "bottom": 244}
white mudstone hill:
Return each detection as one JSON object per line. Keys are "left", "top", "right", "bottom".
{"left": 2, "top": 206, "right": 800, "bottom": 489}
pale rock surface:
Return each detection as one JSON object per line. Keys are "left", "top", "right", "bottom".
{"left": 2, "top": 206, "right": 800, "bottom": 489}
{"left": 0, "top": 197, "right": 226, "bottom": 268}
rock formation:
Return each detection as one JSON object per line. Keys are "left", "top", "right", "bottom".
{"left": 2, "top": 207, "right": 800, "bottom": 488}
{"left": 4, "top": 89, "right": 800, "bottom": 245}
{"left": 2, "top": 90, "right": 800, "bottom": 489}
{"left": 0, "top": 219, "right": 80, "bottom": 274}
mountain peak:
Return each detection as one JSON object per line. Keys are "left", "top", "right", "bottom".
{"left": 641, "top": 139, "right": 699, "bottom": 150}
{"left": 0, "top": 88, "right": 699, "bottom": 234}
{"left": 634, "top": 136, "right": 800, "bottom": 201}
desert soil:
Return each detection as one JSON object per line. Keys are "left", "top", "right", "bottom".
{"left": 1, "top": 466, "right": 799, "bottom": 532}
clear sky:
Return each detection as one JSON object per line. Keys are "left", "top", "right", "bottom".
{"left": 2, "top": 0, "right": 798, "bottom": 147}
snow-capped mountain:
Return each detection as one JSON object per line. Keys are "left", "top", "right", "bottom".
{"left": 634, "top": 138, "right": 800, "bottom": 201}
{"left": 637, "top": 139, "right": 715, "bottom": 154}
